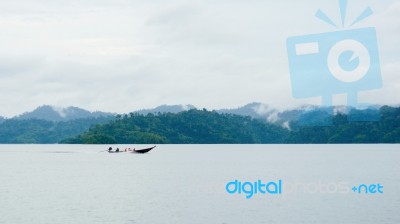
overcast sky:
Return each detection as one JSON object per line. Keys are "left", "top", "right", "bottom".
{"left": 0, "top": 0, "right": 399, "bottom": 117}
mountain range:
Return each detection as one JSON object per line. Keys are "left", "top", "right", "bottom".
{"left": 135, "top": 104, "right": 196, "bottom": 115}
{"left": 62, "top": 106, "right": 400, "bottom": 144}
{"left": 0, "top": 103, "right": 398, "bottom": 144}
{"left": 13, "top": 105, "right": 115, "bottom": 122}
{"left": 1, "top": 103, "right": 304, "bottom": 125}
{"left": 3, "top": 103, "right": 384, "bottom": 125}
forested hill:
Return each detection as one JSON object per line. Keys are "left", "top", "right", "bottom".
{"left": 61, "top": 109, "right": 289, "bottom": 144}
{"left": 286, "top": 106, "right": 400, "bottom": 143}
{"left": 0, "top": 106, "right": 398, "bottom": 144}
{"left": 0, "top": 117, "right": 113, "bottom": 143}
{"left": 61, "top": 106, "right": 400, "bottom": 144}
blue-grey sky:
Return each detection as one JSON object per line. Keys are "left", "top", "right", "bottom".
{"left": 0, "top": 0, "right": 399, "bottom": 117}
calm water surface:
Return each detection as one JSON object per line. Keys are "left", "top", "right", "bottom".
{"left": 0, "top": 145, "right": 399, "bottom": 224}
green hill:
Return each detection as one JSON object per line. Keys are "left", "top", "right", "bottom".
{"left": 0, "top": 106, "right": 399, "bottom": 144}
{"left": 61, "top": 109, "right": 289, "bottom": 144}
{"left": 0, "top": 117, "right": 114, "bottom": 144}
{"left": 61, "top": 107, "right": 400, "bottom": 144}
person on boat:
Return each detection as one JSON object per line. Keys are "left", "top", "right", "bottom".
{"left": 108, "top": 147, "right": 112, "bottom": 152}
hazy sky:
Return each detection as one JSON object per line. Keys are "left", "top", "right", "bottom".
{"left": 0, "top": 0, "right": 399, "bottom": 117}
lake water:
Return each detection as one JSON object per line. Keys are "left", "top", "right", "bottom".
{"left": 0, "top": 145, "right": 399, "bottom": 224}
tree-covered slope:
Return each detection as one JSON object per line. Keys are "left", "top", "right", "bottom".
{"left": 1, "top": 106, "right": 399, "bottom": 144}
{"left": 286, "top": 106, "right": 400, "bottom": 143}
{"left": 61, "top": 109, "right": 289, "bottom": 144}
{"left": 0, "top": 117, "right": 114, "bottom": 143}
{"left": 61, "top": 107, "right": 400, "bottom": 144}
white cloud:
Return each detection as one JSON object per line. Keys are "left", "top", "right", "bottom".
{"left": 0, "top": 0, "right": 398, "bottom": 117}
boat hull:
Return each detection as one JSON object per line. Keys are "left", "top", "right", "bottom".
{"left": 132, "top": 146, "right": 156, "bottom": 154}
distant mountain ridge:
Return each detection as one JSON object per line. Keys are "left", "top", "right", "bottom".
{"left": 0, "top": 104, "right": 398, "bottom": 144}
{"left": 15, "top": 105, "right": 115, "bottom": 122}
{"left": 216, "top": 102, "right": 383, "bottom": 126}
{"left": 62, "top": 106, "right": 400, "bottom": 144}
{"left": 10, "top": 103, "right": 383, "bottom": 125}
{"left": 136, "top": 104, "right": 196, "bottom": 115}
{"left": 13, "top": 104, "right": 198, "bottom": 122}
{"left": 217, "top": 102, "right": 276, "bottom": 119}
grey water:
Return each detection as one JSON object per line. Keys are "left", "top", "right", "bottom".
{"left": 0, "top": 145, "right": 399, "bottom": 224}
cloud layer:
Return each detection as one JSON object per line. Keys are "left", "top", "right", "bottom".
{"left": 0, "top": 0, "right": 398, "bottom": 117}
